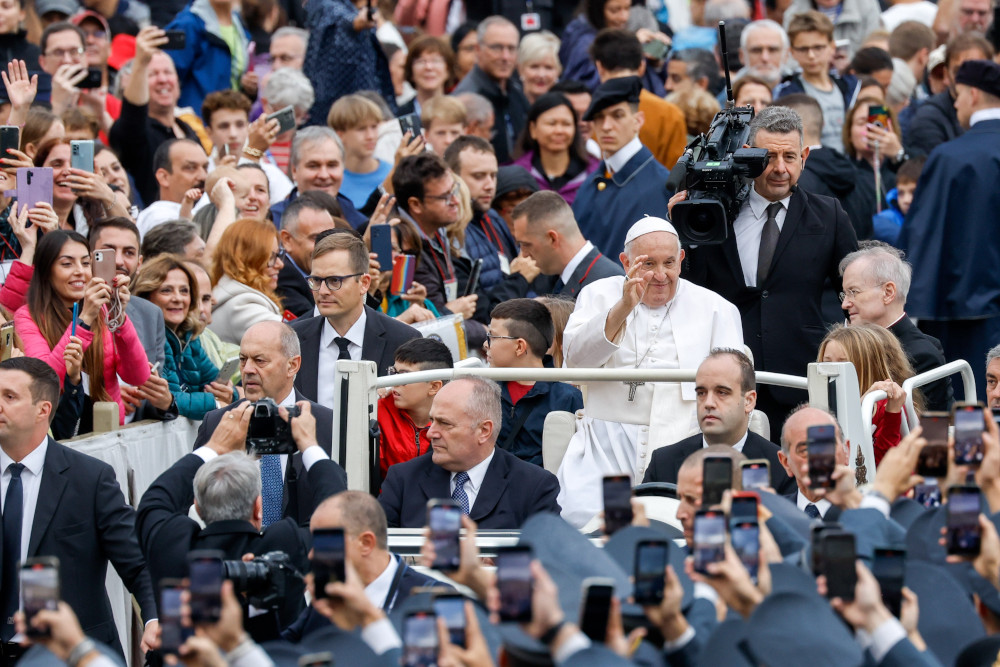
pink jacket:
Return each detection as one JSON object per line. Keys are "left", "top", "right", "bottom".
{"left": 14, "top": 305, "right": 152, "bottom": 424}
{"left": 0, "top": 260, "right": 32, "bottom": 313}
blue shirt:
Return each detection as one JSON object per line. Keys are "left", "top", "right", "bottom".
{"left": 340, "top": 160, "right": 392, "bottom": 208}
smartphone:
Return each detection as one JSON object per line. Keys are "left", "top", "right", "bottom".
{"left": 913, "top": 481, "right": 942, "bottom": 508}
{"left": 16, "top": 167, "right": 53, "bottom": 207}
{"left": 0, "top": 321, "right": 13, "bottom": 361}
{"left": 730, "top": 491, "right": 759, "bottom": 523}
{"left": 391, "top": 254, "right": 416, "bottom": 296}
{"left": 633, "top": 539, "right": 668, "bottom": 605}
{"left": 164, "top": 30, "right": 187, "bottom": 50}
{"left": 92, "top": 248, "right": 117, "bottom": 284}
{"left": 693, "top": 509, "right": 726, "bottom": 575}
{"left": 402, "top": 611, "right": 438, "bottom": 667}
{"left": 433, "top": 592, "right": 466, "bottom": 647}
{"left": 71, "top": 302, "right": 78, "bottom": 337}
{"left": 427, "top": 499, "right": 462, "bottom": 571}
{"left": 702, "top": 456, "right": 732, "bottom": 506}
{"left": 370, "top": 223, "right": 393, "bottom": 272}
{"left": 807, "top": 424, "right": 837, "bottom": 489}
{"left": 810, "top": 522, "right": 842, "bottom": 575}
{"left": 463, "top": 258, "right": 483, "bottom": 297}
{"left": 730, "top": 519, "right": 760, "bottom": 584}
{"left": 578, "top": 577, "right": 615, "bottom": 643}
{"left": 953, "top": 403, "right": 987, "bottom": 466}
{"left": 71, "top": 140, "right": 94, "bottom": 173}
{"left": 20, "top": 557, "right": 59, "bottom": 637}
{"left": 740, "top": 459, "right": 770, "bottom": 491}
{"left": 159, "top": 578, "right": 190, "bottom": 656}
{"left": 872, "top": 548, "right": 905, "bottom": 618}
{"left": 602, "top": 474, "right": 633, "bottom": 536}
{"left": 820, "top": 532, "right": 857, "bottom": 601}
{"left": 298, "top": 653, "right": 333, "bottom": 667}
{"left": 947, "top": 484, "right": 982, "bottom": 556}
{"left": 0, "top": 125, "right": 19, "bottom": 157}
{"left": 214, "top": 357, "right": 240, "bottom": 384}
{"left": 311, "top": 528, "right": 346, "bottom": 600}
{"left": 642, "top": 39, "right": 669, "bottom": 60}
{"left": 917, "top": 412, "right": 950, "bottom": 477}
{"left": 496, "top": 546, "right": 533, "bottom": 623}
{"left": 78, "top": 67, "right": 103, "bottom": 89}
{"left": 867, "top": 104, "right": 891, "bottom": 129}
{"left": 266, "top": 105, "right": 297, "bottom": 134}
{"left": 398, "top": 112, "right": 422, "bottom": 137}
{"left": 187, "top": 551, "right": 224, "bottom": 624}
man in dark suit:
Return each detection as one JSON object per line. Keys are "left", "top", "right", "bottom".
{"left": 291, "top": 232, "right": 420, "bottom": 407}
{"left": 839, "top": 243, "right": 952, "bottom": 410}
{"left": 192, "top": 321, "right": 347, "bottom": 526}
{"left": 777, "top": 405, "right": 851, "bottom": 521}
{"left": 484, "top": 191, "right": 624, "bottom": 314}
{"left": 0, "top": 358, "right": 158, "bottom": 659}
{"left": 277, "top": 193, "right": 340, "bottom": 319}
{"left": 379, "top": 377, "right": 561, "bottom": 528}
{"left": 644, "top": 349, "right": 795, "bottom": 494}
{"left": 672, "top": 105, "right": 858, "bottom": 437}
{"left": 137, "top": 400, "right": 345, "bottom": 640}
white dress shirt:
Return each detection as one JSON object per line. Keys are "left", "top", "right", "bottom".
{"left": 701, "top": 429, "right": 749, "bottom": 452}
{"left": 732, "top": 187, "right": 792, "bottom": 287}
{"left": 450, "top": 449, "right": 495, "bottom": 510}
{"left": 604, "top": 136, "right": 643, "bottom": 174}
{"left": 970, "top": 108, "right": 1000, "bottom": 127}
{"left": 0, "top": 437, "right": 48, "bottom": 562}
{"left": 560, "top": 241, "right": 596, "bottom": 286}
{"left": 365, "top": 553, "right": 400, "bottom": 609}
{"left": 796, "top": 490, "right": 832, "bottom": 519}
{"left": 317, "top": 310, "right": 367, "bottom": 410}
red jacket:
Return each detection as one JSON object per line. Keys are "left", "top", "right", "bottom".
{"left": 378, "top": 395, "right": 431, "bottom": 478}
{"left": 873, "top": 398, "right": 903, "bottom": 466}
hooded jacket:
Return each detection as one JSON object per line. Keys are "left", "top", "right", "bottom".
{"left": 797, "top": 146, "right": 875, "bottom": 240}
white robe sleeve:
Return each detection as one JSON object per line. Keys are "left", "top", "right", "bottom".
{"left": 562, "top": 276, "right": 628, "bottom": 369}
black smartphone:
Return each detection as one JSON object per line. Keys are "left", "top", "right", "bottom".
{"left": 807, "top": 424, "right": 837, "bottom": 489}
{"left": 578, "top": 577, "right": 615, "bottom": 643}
{"left": 693, "top": 509, "right": 726, "bottom": 575}
{"left": 633, "top": 539, "right": 668, "bottom": 605}
{"left": 872, "top": 548, "right": 905, "bottom": 618}
{"left": 602, "top": 474, "right": 633, "bottom": 536}
{"left": 21, "top": 557, "right": 59, "bottom": 637}
{"left": 947, "top": 484, "right": 982, "bottom": 556}
{"left": 370, "top": 223, "right": 393, "bottom": 272}
{"left": 913, "top": 481, "right": 942, "bottom": 508}
{"left": 433, "top": 592, "right": 466, "bottom": 647}
{"left": 702, "top": 456, "right": 732, "bottom": 506}
{"left": 159, "top": 578, "right": 190, "bottom": 655}
{"left": 740, "top": 459, "right": 770, "bottom": 491}
{"left": 730, "top": 519, "right": 760, "bottom": 584}
{"left": 917, "top": 412, "right": 950, "bottom": 477}
{"left": 427, "top": 499, "right": 462, "bottom": 571}
{"left": 164, "top": 30, "right": 187, "bottom": 50}
{"left": 78, "top": 67, "right": 102, "bottom": 89}
{"left": 266, "top": 105, "right": 297, "bottom": 134}
{"left": 0, "top": 125, "right": 19, "bottom": 157}
{"left": 730, "top": 491, "right": 758, "bottom": 523}
{"left": 187, "top": 550, "right": 224, "bottom": 624}
{"left": 298, "top": 653, "right": 333, "bottom": 667}
{"left": 398, "top": 112, "right": 422, "bottom": 137}
{"left": 953, "top": 402, "right": 987, "bottom": 466}
{"left": 311, "top": 528, "right": 346, "bottom": 600}
{"left": 820, "top": 532, "right": 857, "bottom": 601}
{"left": 810, "top": 522, "right": 842, "bottom": 576}
{"left": 463, "top": 258, "right": 483, "bottom": 297}
{"left": 402, "top": 611, "right": 438, "bottom": 667}
{"left": 496, "top": 546, "right": 533, "bottom": 623}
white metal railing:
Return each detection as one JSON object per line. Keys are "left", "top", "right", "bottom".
{"left": 902, "top": 360, "right": 977, "bottom": 426}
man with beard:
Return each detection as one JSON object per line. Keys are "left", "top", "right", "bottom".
{"left": 135, "top": 137, "right": 209, "bottom": 238}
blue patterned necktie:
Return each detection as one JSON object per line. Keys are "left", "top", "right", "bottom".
{"left": 452, "top": 471, "right": 470, "bottom": 515}
{"left": 260, "top": 455, "right": 282, "bottom": 527}
{"left": 805, "top": 503, "right": 821, "bottom": 520}
{"left": 2, "top": 463, "right": 24, "bottom": 641}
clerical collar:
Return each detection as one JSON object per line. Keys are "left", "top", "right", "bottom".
{"left": 748, "top": 186, "right": 791, "bottom": 218}
{"left": 970, "top": 108, "right": 1000, "bottom": 126}
{"left": 702, "top": 429, "right": 749, "bottom": 452}
{"left": 604, "top": 136, "right": 642, "bottom": 174}
{"left": 560, "top": 241, "right": 594, "bottom": 285}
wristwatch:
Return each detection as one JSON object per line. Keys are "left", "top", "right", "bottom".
{"left": 539, "top": 620, "right": 566, "bottom": 645}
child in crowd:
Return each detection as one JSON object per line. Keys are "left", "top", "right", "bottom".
{"left": 873, "top": 156, "right": 926, "bottom": 246}
{"left": 421, "top": 95, "right": 466, "bottom": 157}
{"left": 329, "top": 94, "right": 393, "bottom": 208}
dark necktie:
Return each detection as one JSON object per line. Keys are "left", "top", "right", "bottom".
{"left": 334, "top": 337, "right": 352, "bottom": 361}
{"left": 2, "top": 463, "right": 25, "bottom": 641}
{"left": 804, "top": 503, "right": 821, "bottom": 520}
{"left": 553, "top": 278, "right": 565, "bottom": 293}
{"left": 756, "top": 202, "right": 782, "bottom": 287}
{"left": 452, "top": 471, "right": 470, "bottom": 515}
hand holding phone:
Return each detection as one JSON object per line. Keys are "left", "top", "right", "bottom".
{"left": 21, "top": 557, "right": 60, "bottom": 637}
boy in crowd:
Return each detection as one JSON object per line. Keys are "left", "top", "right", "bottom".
{"left": 328, "top": 94, "right": 392, "bottom": 208}
{"left": 873, "top": 156, "right": 926, "bottom": 245}
{"left": 377, "top": 337, "right": 454, "bottom": 477}
{"left": 421, "top": 95, "right": 467, "bottom": 156}
{"left": 487, "top": 299, "right": 584, "bottom": 466}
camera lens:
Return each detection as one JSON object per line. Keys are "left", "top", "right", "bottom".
{"left": 223, "top": 560, "right": 269, "bottom": 595}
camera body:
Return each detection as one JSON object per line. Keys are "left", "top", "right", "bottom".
{"left": 223, "top": 551, "right": 298, "bottom": 610}
{"left": 246, "top": 398, "right": 300, "bottom": 455}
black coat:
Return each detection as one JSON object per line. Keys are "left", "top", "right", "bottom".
{"left": 277, "top": 261, "right": 315, "bottom": 319}
{"left": 378, "top": 448, "right": 561, "bottom": 528}
{"left": 192, "top": 394, "right": 346, "bottom": 525}
{"left": 642, "top": 431, "right": 796, "bottom": 495}
{"left": 889, "top": 316, "right": 953, "bottom": 411}
{"left": 797, "top": 146, "right": 875, "bottom": 241}
{"left": 905, "top": 89, "right": 963, "bottom": 158}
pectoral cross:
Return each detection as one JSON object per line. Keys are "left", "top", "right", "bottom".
{"left": 625, "top": 380, "right": 645, "bottom": 401}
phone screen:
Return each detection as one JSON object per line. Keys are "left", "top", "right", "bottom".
{"left": 433, "top": 595, "right": 466, "bottom": 647}
{"left": 402, "top": 612, "right": 438, "bottom": 667}
{"left": 947, "top": 486, "right": 982, "bottom": 556}
{"left": 872, "top": 548, "right": 905, "bottom": 618}
{"left": 20, "top": 560, "right": 59, "bottom": 636}
{"left": 159, "top": 583, "right": 189, "bottom": 654}
{"left": 496, "top": 547, "right": 533, "bottom": 623}
{"left": 702, "top": 457, "right": 732, "bottom": 506}
{"left": 633, "top": 540, "right": 668, "bottom": 605}
{"left": 731, "top": 520, "right": 760, "bottom": 583}
{"left": 0, "top": 126, "right": 18, "bottom": 156}
{"left": 578, "top": 581, "right": 614, "bottom": 642}
{"left": 821, "top": 533, "right": 857, "bottom": 600}
{"left": 188, "top": 554, "right": 223, "bottom": 624}
{"left": 953, "top": 405, "right": 986, "bottom": 466}
{"left": 311, "top": 528, "right": 345, "bottom": 600}
{"left": 602, "top": 474, "right": 632, "bottom": 535}
{"left": 741, "top": 462, "right": 769, "bottom": 491}
{"left": 730, "top": 493, "right": 758, "bottom": 523}
{"left": 428, "top": 502, "right": 462, "bottom": 571}
{"left": 693, "top": 509, "right": 726, "bottom": 575}
{"left": 917, "top": 412, "right": 950, "bottom": 477}
{"left": 913, "top": 481, "right": 942, "bottom": 508}
{"left": 807, "top": 424, "right": 836, "bottom": 488}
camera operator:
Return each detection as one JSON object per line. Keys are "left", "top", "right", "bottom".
{"left": 136, "top": 401, "right": 347, "bottom": 642}
{"left": 191, "top": 321, "right": 347, "bottom": 526}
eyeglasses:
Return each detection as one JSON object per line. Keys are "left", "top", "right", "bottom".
{"left": 839, "top": 283, "right": 886, "bottom": 303}
{"left": 306, "top": 273, "right": 364, "bottom": 292}
{"left": 414, "top": 56, "right": 446, "bottom": 68}
{"left": 791, "top": 44, "right": 830, "bottom": 55}
{"left": 424, "top": 184, "right": 460, "bottom": 203}
{"left": 267, "top": 249, "right": 285, "bottom": 268}
{"left": 483, "top": 43, "right": 517, "bottom": 54}
{"left": 44, "top": 47, "right": 85, "bottom": 59}
{"left": 746, "top": 45, "right": 782, "bottom": 55}
{"left": 484, "top": 332, "right": 519, "bottom": 347}
{"left": 386, "top": 366, "right": 411, "bottom": 375}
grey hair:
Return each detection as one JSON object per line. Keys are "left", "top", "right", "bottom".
{"left": 887, "top": 58, "right": 916, "bottom": 107}
{"left": 987, "top": 344, "right": 1000, "bottom": 372}
{"left": 477, "top": 15, "right": 518, "bottom": 42}
{"left": 458, "top": 377, "right": 503, "bottom": 444}
{"left": 277, "top": 322, "right": 301, "bottom": 358}
{"left": 779, "top": 404, "right": 843, "bottom": 454}
{"left": 670, "top": 48, "right": 718, "bottom": 87}
{"left": 263, "top": 67, "right": 315, "bottom": 114}
{"left": 290, "top": 126, "right": 343, "bottom": 170}
{"left": 748, "top": 104, "right": 803, "bottom": 145}
{"left": 454, "top": 92, "right": 494, "bottom": 125}
{"left": 271, "top": 26, "right": 309, "bottom": 51}
{"left": 517, "top": 30, "right": 561, "bottom": 68}
{"left": 194, "top": 452, "right": 261, "bottom": 524}
{"left": 837, "top": 241, "right": 912, "bottom": 304}
{"left": 740, "top": 19, "right": 789, "bottom": 55}
{"left": 704, "top": 0, "right": 750, "bottom": 25}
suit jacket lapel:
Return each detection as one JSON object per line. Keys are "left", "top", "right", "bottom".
{"left": 768, "top": 190, "right": 804, "bottom": 277}
{"left": 470, "top": 451, "right": 506, "bottom": 521}
{"left": 28, "top": 439, "right": 70, "bottom": 556}
{"left": 418, "top": 458, "right": 451, "bottom": 504}
{"left": 720, "top": 234, "right": 745, "bottom": 287}
{"left": 564, "top": 247, "right": 601, "bottom": 297}
{"left": 298, "top": 317, "right": 323, "bottom": 398}
{"left": 362, "top": 308, "right": 387, "bottom": 371}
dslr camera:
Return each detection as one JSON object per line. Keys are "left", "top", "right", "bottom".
{"left": 223, "top": 551, "right": 300, "bottom": 610}
{"left": 246, "top": 398, "right": 300, "bottom": 455}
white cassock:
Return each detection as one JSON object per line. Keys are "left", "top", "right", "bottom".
{"left": 556, "top": 276, "right": 744, "bottom": 527}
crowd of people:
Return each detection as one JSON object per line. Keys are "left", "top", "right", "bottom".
{"left": 0, "top": 0, "right": 999, "bottom": 664}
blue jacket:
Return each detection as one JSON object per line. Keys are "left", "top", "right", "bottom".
{"left": 463, "top": 209, "right": 518, "bottom": 294}
{"left": 499, "top": 380, "right": 583, "bottom": 466}
{"left": 165, "top": 0, "right": 250, "bottom": 112}
{"left": 872, "top": 187, "right": 904, "bottom": 245}
{"left": 163, "top": 328, "right": 221, "bottom": 420}
{"left": 270, "top": 187, "right": 366, "bottom": 230}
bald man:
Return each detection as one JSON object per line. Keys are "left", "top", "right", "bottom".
{"left": 778, "top": 405, "right": 850, "bottom": 521}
